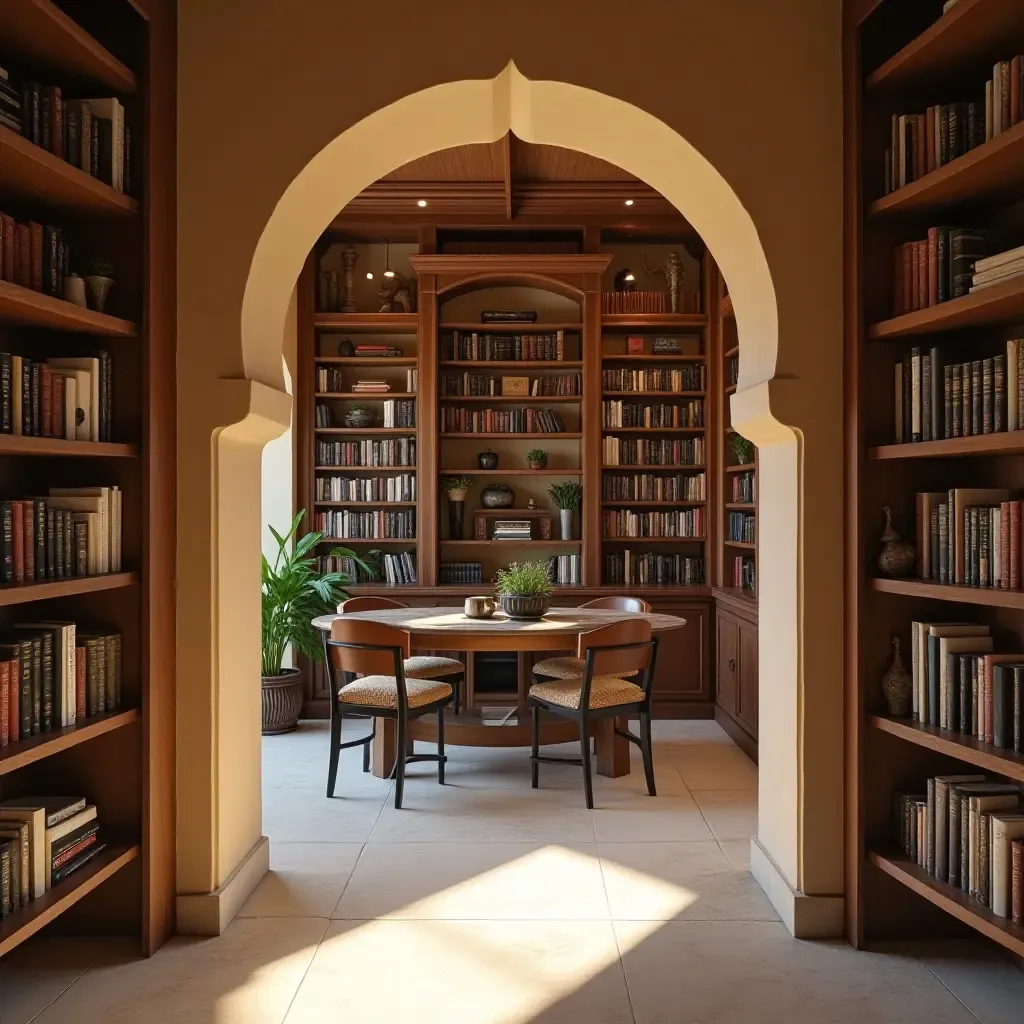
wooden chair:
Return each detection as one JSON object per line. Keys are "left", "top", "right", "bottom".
{"left": 323, "top": 618, "right": 452, "bottom": 808}
{"left": 339, "top": 596, "right": 466, "bottom": 713}
{"left": 531, "top": 596, "right": 651, "bottom": 681}
{"left": 528, "top": 618, "right": 659, "bottom": 809}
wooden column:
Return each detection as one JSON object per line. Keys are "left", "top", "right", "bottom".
{"left": 418, "top": 272, "right": 439, "bottom": 587}
{"left": 582, "top": 268, "right": 604, "bottom": 586}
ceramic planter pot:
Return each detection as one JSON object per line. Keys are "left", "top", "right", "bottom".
{"left": 85, "top": 275, "right": 114, "bottom": 313}
{"left": 499, "top": 593, "right": 551, "bottom": 620}
{"left": 261, "top": 666, "right": 306, "bottom": 734}
{"left": 481, "top": 483, "right": 515, "bottom": 508}
{"left": 558, "top": 509, "right": 575, "bottom": 540}
{"left": 528, "top": 457, "right": 548, "bottom": 470}
{"left": 478, "top": 450, "right": 499, "bottom": 470}
{"left": 345, "top": 407, "right": 376, "bottom": 428}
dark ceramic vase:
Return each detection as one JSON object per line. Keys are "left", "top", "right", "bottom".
{"left": 261, "top": 667, "right": 306, "bottom": 734}
{"left": 478, "top": 450, "right": 499, "bottom": 470}
{"left": 481, "top": 483, "right": 515, "bottom": 509}
{"left": 499, "top": 594, "right": 551, "bottom": 620}
{"left": 345, "top": 407, "right": 376, "bottom": 428}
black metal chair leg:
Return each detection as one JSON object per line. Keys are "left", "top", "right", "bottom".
{"left": 326, "top": 705, "right": 342, "bottom": 798}
{"left": 437, "top": 705, "right": 446, "bottom": 784}
{"left": 452, "top": 675, "right": 461, "bottom": 715}
{"left": 531, "top": 704, "right": 540, "bottom": 789}
{"left": 639, "top": 710, "right": 656, "bottom": 796}
{"left": 579, "top": 714, "right": 594, "bottom": 809}
{"left": 362, "top": 732, "right": 370, "bottom": 773}
{"left": 394, "top": 715, "right": 407, "bottom": 809}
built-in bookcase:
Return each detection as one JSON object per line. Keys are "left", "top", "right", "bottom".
{"left": 847, "top": 0, "right": 1024, "bottom": 955}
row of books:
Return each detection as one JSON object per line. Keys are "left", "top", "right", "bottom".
{"left": 439, "top": 562, "right": 483, "bottom": 584}
{"left": 893, "top": 777, "right": 1024, "bottom": 925}
{"left": 908, "top": 621, "right": 1020, "bottom": 748}
{"left": 443, "top": 331, "right": 572, "bottom": 363}
{"left": 602, "top": 400, "right": 704, "bottom": 429}
{"left": 2, "top": 486, "right": 122, "bottom": 584}
{"left": 315, "top": 439, "right": 416, "bottom": 468}
{"left": 728, "top": 513, "right": 756, "bottom": 544}
{"left": 601, "top": 367, "right": 706, "bottom": 393}
{"left": 350, "top": 345, "right": 404, "bottom": 358}
{"left": 0, "top": 66, "right": 130, "bottom": 194}
{"left": 1, "top": 626, "right": 121, "bottom": 745}
{"left": 315, "top": 473, "right": 416, "bottom": 503}
{"left": 377, "top": 551, "right": 417, "bottom": 585}
{"left": 313, "top": 509, "right": 415, "bottom": 540}
{"left": 601, "top": 290, "right": 701, "bottom": 314}
{"left": 603, "top": 551, "right": 705, "bottom": 586}
{"left": 440, "top": 373, "right": 581, "bottom": 397}
{"left": 439, "top": 408, "right": 566, "bottom": 434}
{"left": 731, "top": 555, "right": 756, "bottom": 592}
{"left": 316, "top": 368, "right": 418, "bottom": 393}
{"left": 726, "top": 356, "right": 739, "bottom": 388}
{"left": 0, "top": 215, "right": 69, "bottom": 299}
{"left": 601, "top": 436, "right": 705, "bottom": 467}
{"left": 1, "top": 353, "right": 112, "bottom": 442}
{"left": 316, "top": 401, "right": 416, "bottom": 430}
{"left": 0, "top": 798, "right": 108, "bottom": 918}
{"left": 914, "top": 489, "right": 1024, "bottom": 589}
{"left": 546, "top": 554, "right": 581, "bottom": 586}
{"left": 969, "top": 243, "right": 1024, "bottom": 296}
{"left": 730, "top": 471, "right": 756, "bottom": 504}
{"left": 492, "top": 520, "right": 532, "bottom": 541}
{"left": 602, "top": 472, "right": 706, "bottom": 502}
{"left": 603, "top": 508, "right": 705, "bottom": 539}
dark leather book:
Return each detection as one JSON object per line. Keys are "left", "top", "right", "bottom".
{"left": 994, "top": 354, "right": 1006, "bottom": 433}
{"left": 971, "top": 360, "right": 982, "bottom": 436}
{"left": 20, "top": 81, "right": 40, "bottom": 145}
{"left": 1012, "top": 840, "right": 1023, "bottom": 926}
{"left": 0, "top": 503, "right": 12, "bottom": 586}
{"left": 922, "top": 354, "right": 932, "bottom": 441}
{"left": 939, "top": 504, "right": 949, "bottom": 583}
{"left": 982, "top": 357, "right": 993, "bottom": 434}
{"left": 1015, "top": 666, "right": 1024, "bottom": 753}
{"left": 992, "top": 663, "right": 1022, "bottom": 748}
{"left": 15, "top": 222, "right": 30, "bottom": 288}
{"left": 51, "top": 840, "right": 106, "bottom": 885}
{"left": 951, "top": 229, "right": 995, "bottom": 299}
{"left": 978, "top": 509, "right": 989, "bottom": 587}
{"left": 29, "top": 361, "right": 39, "bottom": 438}
{"left": 951, "top": 365, "right": 962, "bottom": 437}
{"left": 937, "top": 226, "right": 951, "bottom": 303}
{"left": 44, "top": 507, "right": 54, "bottom": 580}
{"left": 979, "top": 811, "right": 991, "bottom": 905}
{"left": 33, "top": 499, "right": 44, "bottom": 580}
{"left": 64, "top": 103, "right": 79, "bottom": 170}
{"left": 931, "top": 347, "right": 943, "bottom": 440}
{"left": 28, "top": 221, "right": 43, "bottom": 293}
{"left": 903, "top": 352, "right": 913, "bottom": 441}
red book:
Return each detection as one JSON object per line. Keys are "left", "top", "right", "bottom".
{"left": 927, "top": 228, "right": 938, "bottom": 307}
{"left": 40, "top": 366, "right": 51, "bottom": 438}
{"left": 0, "top": 661, "right": 8, "bottom": 746}
{"left": 1001, "top": 501, "right": 1011, "bottom": 589}
{"left": 627, "top": 336, "right": 644, "bottom": 355}
{"left": 51, "top": 373, "right": 63, "bottom": 439}
{"left": 12, "top": 501, "right": 23, "bottom": 585}
{"left": 0, "top": 214, "right": 14, "bottom": 282}
{"left": 1012, "top": 501, "right": 1022, "bottom": 590}
{"left": 21, "top": 501, "right": 34, "bottom": 582}
{"left": 28, "top": 222, "right": 43, "bottom": 292}
{"left": 7, "top": 658, "right": 17, "bottom": 743}
{"left": 1013, "top": 839, "right": 1023, "bottom": 927}
{"left": 15, "top": 223, "right": 30, "bottom": 288}
{"left": 75, "top": 646, "right": 86, "bottom": 719}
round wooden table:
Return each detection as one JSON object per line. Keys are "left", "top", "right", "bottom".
{"left": 313, "top": 606, "right": 687, "bottom": 780}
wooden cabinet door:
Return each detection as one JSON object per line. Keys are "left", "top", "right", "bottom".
{"left": 648, "top": 600, "right": 711, "bottom": 709}
{"left": 716, "top": 611, "right": 739, "bottom": 715}
{"left": 738, "top": 618, "right": 758, "bottom": 739}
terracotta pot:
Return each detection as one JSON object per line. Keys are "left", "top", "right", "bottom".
{"left": 261, "top": 666, "right": 305, "bottom": 734}
{"left": 528, "top": 457, "right": 548, "bottom": 470}
{"left": 499, "top": 593, "right": 551, "bottom": 620}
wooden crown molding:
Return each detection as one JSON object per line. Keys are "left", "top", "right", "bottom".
{"left": 409, "top": 252, "right": 612, "bottom": 276}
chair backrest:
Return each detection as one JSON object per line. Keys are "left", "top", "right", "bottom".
{"left": 577, "top": 618, "right": 654, "bottom": 678}
{"left": 581, "top": 595, "right": 651, "bottom": 614}
{"left": 326, "top": 617, "right": 410, "bottom": 677}
{"left": 338, "top": 595, "right": 408, "bottom": 614}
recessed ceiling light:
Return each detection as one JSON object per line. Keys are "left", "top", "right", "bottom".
{"left": 417, "top": 199, "right": 427, "bottom": 207}
{"left": 624, "top": 199, "right": 634, "bottom": 206}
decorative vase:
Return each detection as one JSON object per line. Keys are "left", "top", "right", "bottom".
{"left": 448, "top": 494, "right": 466, "bottom": 539}
{"left": 261, "top": 666, "right": 306, "bottom": 735}
{"left": 481, "top": 483, "right": 515, "bottom": 509}
{"left": 338, "top": 338, "right": 355, "bottom": 357}
{"left": 345, "top": 407, "right": 376, "bottom": 428}
{"left": 528, "top": 456, "right": 548, "bottom": 470}
{"left": 478, "top": 450, "right": 499, "bottom": 470}
{"left": 499, "top": 593, "right": 551, "bottom": 620}
{"left": 323, "top": 269, "right": 340, "bottom": 312}
{"left": 877, "top": 505, "right": 916, "bottom": 577}
{"left": 64, "top": 273, "right": 87, "bottom": 307}
{"left": 85, "top": 275, "right": 114, "bottom": 313}
{"left": 558, "top": 509, "right": 575, "bottom": 540}
{"left": 881, "top": 637, "right": 912, "bottom": 718}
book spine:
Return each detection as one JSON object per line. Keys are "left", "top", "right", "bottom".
{"left": 75, "top": 646, "right": 86, "bottom": 720}
{"left": 1013, "top": 840, "right": 1024, "bottom": 927}
{"left": 972, "top": 360, "right": 982, "bottom": 435}
{"left": 983, "top": 357, "right": 993, "bottom": 433}
{"left": 995, "top": 353, "right": 1006, "bottom": 433}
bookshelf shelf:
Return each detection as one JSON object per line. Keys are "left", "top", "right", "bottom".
{"left": 867, "top": 275, "right": 1024, "bottom": 339}
{"left": 439, "top": 395, "right": 581, "bottom": 403}
{"left": 723, "top": 344, "right": 739, "bottom": 359}
{"left": 601, "top": 314, "right": 707, "bottom": 329}
{"left": 725, "top": 502, "right": 756, "bottom": 509}
{"left": 316, "top": 392, "right": 416, "bottom": 399}
{"left": 869, "top": 577, "right": 1024, "bottom": 609}
{"left": 603, "top": 391, "right": 706, "bottom": 397}
{"left": 0, "top": 436, "right": 138, "bottom": 457}
{"left": 4, "top": 0, "right": 138, "bottom": 94}
{"left": 602, "top": 501, "right": 706, "bottom": 507}
{"left": 870, "top": 121, "right": 1024, "bottom": 217}
{"left": 869, "top": 715, "right": 1024, "bottom": 782}
{"left": 314, "top": 501, "right": 416, "bottom": 508}
{"left": 604, "top": 536, "right": 706, "bottom": 544}
{"left": 320, "top": 537, "right": 415, "bottom": 545}
{"left": 440, "top": 432, "right": 583, "bottom": 439}
{"left": 720, "top": 294, "right": 734, "bottom": 319}
{"left": 868, "top": 852, "right": 1024, "bottom": 959}
{"left": 0, "top": 572, "right": 139, "bottom": 607}
{"left": 724, "top": 540, "right": 756, "bottom": 550}
{"left": 315, "top": 428, "right": 417, "bottom": 435}
{"left": 439, "top": 360, "right": 583, "bottom": 369}
{"left": 0, "top": 126, "right": 140, "bottom": 218}
{"left": 313, "top": 312, "right": 418, "bottom": 331}
{"left": 870, "top": 434, "right": 1024, "bottom": 460}
{"left": 439, "top": 321, "right": 582, "bottom": 331}
{"left": 0, "top": 709, "right": 140, "bottom": 777}
{"left": 602, "top": 463, "right": 705, "bottom": 470}
{"left": 0, "top": 844, "right": 140, "bottom": 959}
{"left": 724, "top": 384, "right": 737, "bottom": 395}
{"left": 601, "top": 427, "right": 704, "bottom": 434}
{"left": 726, "top": 463, "right": 756, "bottom": 473}
{"left": 441, "top": 539, "right": 582, "bottom": 547}
{"left": 315, "top": 357, "right": 417, "bottom": 366}
{"left": 445, "top": 468, "right": 582, "bottom": 476}
{"left": 315, "top": 464, "right": 417, "bottom": 471}
{"left": 601, "top": 354, "right": 706, "bottom": 363}
{"left": 0, "top": 280, "right": 137, "bottom": 337}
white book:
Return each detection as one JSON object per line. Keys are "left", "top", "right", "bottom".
{"left": 1008, "top": 339, "right": 1019, "bottom": 432}
{"left": 972, "top": 256, "right": 1024, "bottom": 287}
{"left": 48, "top": 359, "right": 99, "bottom": 441}
{"left": 970, "top": 794, "right": 1019, "bottom": 897}
{"left": 0, "top": 805, "right": 46, "bottom": 897}
{"left": 975, "top": 243, "right": 1024, "bottom": 275}
{"left": 990, "top": 813, "right": 1024, "bottom": 917}
{"left": 49, "top": 491, "right": 110, "bottom": 573}
{"left": 970, "top": 269, "right": 1024, "bottom": 293}
{"left": 50, "top": 369, "right": 89, "bottom": 441}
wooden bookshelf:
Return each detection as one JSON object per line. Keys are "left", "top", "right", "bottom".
{"left": 0, "top": 0, "right": 176, "bottom": 958}
{"left": 846, "top": 0, "right": 1024, "bottom": 953}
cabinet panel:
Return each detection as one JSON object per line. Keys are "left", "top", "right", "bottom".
{"left": 716, "top": 611, "right": 739, "bottom": 715}
{"left": 649, "top": 600, "right": 710, "bottom": 705}
{"left": 738, "top": 618, "right": 758, "bottom": 739}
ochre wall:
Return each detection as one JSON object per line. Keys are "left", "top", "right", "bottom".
{"left": 177, "top": 0, "right": 844, "bottom": 911}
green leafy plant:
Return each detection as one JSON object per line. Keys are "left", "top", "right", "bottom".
{"left": 526, "top": 448, "right": 548, "bottom": 462}
{"left": 494, "top": 560, "right": 554, "bottom": 597}
{"left": 442, "top": 476, "right": 473, "bottom": 493}
{"left": 86, "top": 258, "right": 114, "bottom": 278}
{"left": 729, "top": 432, "right": 755, "bottom": 465}
{"left": 261, "top": 510, "right": 370, "bottom": 677}
{"left": 548, "top": 481, "right": 582, "bottom": 510}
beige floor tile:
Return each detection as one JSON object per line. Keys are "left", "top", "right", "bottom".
{"left": 614, "top": 920, "right": 978, "bottom": 1024}
{"left": 591, "top": 792, "right": 715, "bottom": 843}
{"left": 717, "top": 839, "right": 752, "bottom": 871}
{"left": 334, "top": 842, "right": 609, "bottom": 920}
{"left": 651, "top": 719, "right": 734, "bottom": 745}
{"left": 0, "top": 937, "right": 110, "bottom": 1024}
{"left": 239, "top": 842, "right": 364, "bottom": 918}
{"left": 670, "top": 744, "right": 758, "bottom": 790}
{"left": 912, "top": 939, "right": 1024, "bottom": 1024}
{"left": 263, "top": 786, "right": 386, "bottom": 843}
{"left": 284, "top": 919, "right": 635, "bottom": 1024}
{"left": 599, "top": 841, "right": 778, "bottom": 921}
{"left": 690, "top": 789, "right": 757, "bottom": 840}
{"left": 35, "top": 917, "right": 329, "bottom": 1024}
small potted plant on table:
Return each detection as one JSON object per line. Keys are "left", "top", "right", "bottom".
{"left": 443, "top": 476, "right": 472, "bottom": 539}
{"left": 548, "top": 481, "right": 583, "bottom": 540}
{"left": 262, "top": 510, "right": 368, "bottom": 734}
{"left": 494, "top": 559, "right": 554, "bottom": 620}
{"left": 526, "top": 448, "right": 548, "bottom": 470}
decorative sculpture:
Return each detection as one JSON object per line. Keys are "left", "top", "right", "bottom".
{"left": 377, "top": 273, "right": 417, "bottom": 313}
{"left": 643, "top": 252, "right": 684, "bottom": 313}
{"left": 340, "top": 246, "right": 358, "bottom": 313}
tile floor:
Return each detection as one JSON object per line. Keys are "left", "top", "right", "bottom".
{"left": 2, "top": 719, "right": 1023, "bottom": 1022}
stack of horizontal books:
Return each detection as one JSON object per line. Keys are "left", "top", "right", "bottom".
{"left": 492, "top": 520, "right": 532, "bottom": 541}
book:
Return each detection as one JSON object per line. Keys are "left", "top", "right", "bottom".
{"left": 80, "top": 99, "right": 124, "bottom": 191}
{"left": 991, "top": 813, "right": 1024, "bottom": 917}
{"left": 0, "top": 821, "right": 29, "bottom": 906}
{"left": 51, "top": 840, "right": 106, "bottom": 884}
{"left": 0, "top": 803, "right": 46, "bottom": 897}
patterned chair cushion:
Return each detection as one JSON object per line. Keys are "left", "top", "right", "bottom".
{"left": 339, "top": 675, "right": 453, "bottom": 709}
{"left": 532, "top": 655, "right": 638, "bottom": 679}
{"left": 529, "top": 676, "right": 645, "bottom": 711}
{"left": 404, "top": 655, "right": 464, "bottom": 679}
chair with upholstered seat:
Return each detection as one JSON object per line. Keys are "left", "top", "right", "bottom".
{"left": 531, "top": 596, "right": 651, "bottom": 682}
{"left": 339, "top": 596, "right": 466, "bottom": 712}
{"left": 323, "top": 617, "right": 452, "bottom": 808}
{"left": 528, "top": 618, "right": 658, "bottom": 809}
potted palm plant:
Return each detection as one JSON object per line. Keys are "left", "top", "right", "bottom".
{"left": 494, "top": 559, "right": 554, "bottom": 620}
{"left": 262, "top": 510, "right": 369, "bottom": 734}
{"left": 548, "top": 481, "right": 583, "bottom": 540}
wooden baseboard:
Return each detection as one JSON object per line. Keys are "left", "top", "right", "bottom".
{"left": 715, "top": 706, "right": 758, "bottom": 762}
